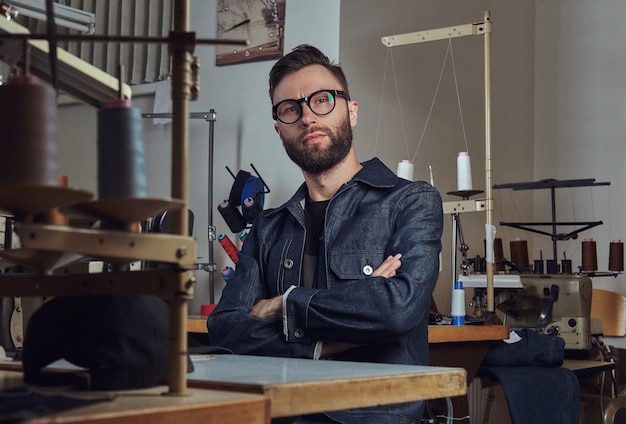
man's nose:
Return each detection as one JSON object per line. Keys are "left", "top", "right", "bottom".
{"left": 299, "top": 102, "right": 317, "bottom": 125}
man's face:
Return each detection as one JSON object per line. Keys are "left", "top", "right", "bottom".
{"left": 272, "top": 65, "right": 358, "bottom": 175}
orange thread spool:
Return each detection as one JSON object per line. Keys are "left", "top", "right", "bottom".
{"left": 581, "top": 238, "right": 598, "bottom": 272}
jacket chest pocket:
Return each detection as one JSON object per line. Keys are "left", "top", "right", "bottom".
{"left": 329, "top": 250, "right": 386, "bottom": 281}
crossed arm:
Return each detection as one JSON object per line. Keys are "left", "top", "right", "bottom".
{"left": 248, "top": 253, "right": 403, "bottom": 358}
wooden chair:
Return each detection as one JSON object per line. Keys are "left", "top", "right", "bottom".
{"left": 591, "top": 288, "right": 626, "bottom": 337}
{"left": 585, "top": 289, "right": 626, "bottom": 423}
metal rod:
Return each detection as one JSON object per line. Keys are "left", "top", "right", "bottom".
{"left": 483, "top": 10, "right": 494, "bottom": 312}
{"left": 0, "top": 33, "right": 248, "bottom": 46}
{"left": 168, "top": 0, "right": 191, "bottom": 396}
{"left": 140, "top": 111, "right": 218, "bottom": 304}
{"left": 207, "top": 110, "right": 216, "bottom": 304}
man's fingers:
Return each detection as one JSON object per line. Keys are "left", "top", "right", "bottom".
{"left": 372, "top": 253, "right": 402, "bottom": 277}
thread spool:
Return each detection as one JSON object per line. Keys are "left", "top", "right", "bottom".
{"left": 534, "top": 259, "right": 544, "bottom": 274}
{"left": 509, "top": 238, "right": 530, "bottom": 270}
{"left": 221, "top": 266, "right": 235, "bottom": 282}
{"left": 561, "top": 259, "right": 572, "bottom": 274}
{"left": 238, "top": 230, "right": 248, "bottom": 243}
{"left": 242, "top": 197, "right": 262, "bottom": 222}
{"left": 451, "top": 281, "right": 465, "bottom": 326}
{"left": 456, "top": 152, "right": 473, "bottom": 191}
{"left": 581, "top": 238, "right": 598, "bottom": 273}
{"left": 609, "top": 239, "right": 624, "bottom": 276}
{"left": 218, "top": 233, "right": 239, "bottom": 264}
{"left": 36, "top": 174, "right": 70, "bottom": 225}
{"left": 217, "top": 199, "right": 247, "bottom": 233}
{"left": 396, "top": 160, "right": 414, "bottom": 181}
{"left": 97, "top": 99, "right": 147, "bottom": 199}
{"left": 546, "top": 260, "right": 559, "bottom": 274}
{"left": 0, "top": 75, "right": 58, "bottom": 186}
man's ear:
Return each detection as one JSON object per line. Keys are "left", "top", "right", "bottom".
{"left": 274, "top": 122, "right": 282, "bottom": 138}
{"left": 348, "top": 100, "right": 359, "bottom": 127}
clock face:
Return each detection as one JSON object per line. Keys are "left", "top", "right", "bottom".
{"left": 216, "top": 0, "right": 286, "bottom": 66}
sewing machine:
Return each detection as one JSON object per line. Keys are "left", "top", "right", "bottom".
{"left": 462, "top": 274, "right": 593, "bottom": 350}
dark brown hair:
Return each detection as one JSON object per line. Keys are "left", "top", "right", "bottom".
{"left": 268, "top": 44, "right": 350, "bottom": 102}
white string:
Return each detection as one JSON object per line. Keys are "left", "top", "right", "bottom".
{"left": 449, "top": 38, "right": 470, "bottom": 153}
{"left": 411, "top": 41, "right": 450, "bottom": 163}
{"left": 377, "top": 38, "right": 471, "bottom": 163}
{"left": 389, "top": 49, "right": 411, "bottom": 159}
{"left": 374, "top": 48, "right": 391, "bottom": 156}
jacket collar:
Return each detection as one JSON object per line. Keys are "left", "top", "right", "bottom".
{"left": 266, "top": 157, "right": 398, "bottom": 217}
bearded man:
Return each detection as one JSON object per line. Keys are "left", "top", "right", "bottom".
{"left": 208, "top": 45, "right": 443, "bottom": 424}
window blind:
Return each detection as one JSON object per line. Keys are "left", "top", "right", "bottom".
{"left": 18, "top": 0, "right": 173, "bottom": 85}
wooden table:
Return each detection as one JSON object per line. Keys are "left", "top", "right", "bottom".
{"left": 428, "top": 324, "right": 509, "bottom": 344}
{"left": 427, "top": 325, "right": 510, "bottom": 423}
{"left": 187, "top": 354, "right": 466, "bottom": 418}
{"left": 187, "top": 316, "right": 507, "bottom": 381}
{"left": 428, "top": 325, "right": 509, "bottom": 380}
{"left": 563, "top": 359, "right": 615, "bottom": 378}
{"left": 188, "top": 314, "right": 210, "bottom": 333}
{"left": 187, "top": 316, "right": 506, "bottom": 421}
{"left": 0, "top": 368, "right": 269, "bottom": 423}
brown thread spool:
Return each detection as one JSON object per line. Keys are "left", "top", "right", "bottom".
{"left": 581, "top": 238, "right": 598, "bottom": 272}
{"left": 609, "top": 239, "right": 624, "bottom": 275}
{"left": 509, "top": 238, "right": 530, "bottom": 270}
{"left": 0, "top": 75, "right": 58, "bottom": 186}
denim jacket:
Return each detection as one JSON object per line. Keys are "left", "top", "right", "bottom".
{"left": 208, "top": 158, "right": 443, "bottom": 423}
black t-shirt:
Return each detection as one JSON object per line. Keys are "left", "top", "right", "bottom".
{"left": 301, "top": 198, "right": 328, "bottom": 289}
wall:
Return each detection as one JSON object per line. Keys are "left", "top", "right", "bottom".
{"left": 339, "top": 0, "right": 536, "bottom": 313}
{"left": 535, "top": 0, "right": 626, "bottom": 348}
{"left": 56, "top": 0, "right": 340, "bottom": 313}
{"left": 56, "top": 1, "right": 538, "bottom": 316}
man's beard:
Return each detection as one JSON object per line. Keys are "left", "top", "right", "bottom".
{"left": 282, "top": 115, "right": 353, "bottom": 175}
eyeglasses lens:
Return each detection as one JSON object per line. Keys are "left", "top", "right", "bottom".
{"left": 276, "top": 90, "right": 337, "bottom": 124}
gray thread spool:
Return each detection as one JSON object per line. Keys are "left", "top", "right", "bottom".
{"left": 0, "top": 75, "right": 58, "bottom": 186}
{"left": 97, "top": 102, "right": 147, "bottom": 199}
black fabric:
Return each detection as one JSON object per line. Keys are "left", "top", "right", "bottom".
{"left": 479, "top": 330, "right": 579, "bottom": 424}
{"left": 302, "top": 198, "right": 328, "bottom": 289}
{"left": 482, "top": 328, "right": 565, "bottom": 367}
{"left": 23, "top": 295, "right": 169, "bottom": 391}
{"left": 479, "top": 366, "right": 580, "bottom": 424}
{"left": 0, "top": 387, "right": 115, "bottom": 422}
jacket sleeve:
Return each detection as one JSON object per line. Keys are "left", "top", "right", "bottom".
{"left": 284, "top": 183, "right": 443, "bottom": 345}
{"left": 207, "top": 225, "right": 318, "bottom": 358}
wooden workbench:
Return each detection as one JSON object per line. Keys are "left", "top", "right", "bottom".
{"left": 188, "top": 315, "right": 509, "bottom": 343}
{"left": 187, "top": 354, "right": 466, "bottom": 418}
{"left": 0, "top": 368, "right": 269, "bottom": 423}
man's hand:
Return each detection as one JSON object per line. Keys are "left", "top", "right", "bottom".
{"left": 249, "top": 295, "right": 283, "bottom": 320}
{"left": 372, "top": 253, "right": 402, "bottom": 278}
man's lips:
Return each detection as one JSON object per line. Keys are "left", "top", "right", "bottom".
{"left": 302, "top": 131, "right": 327, "bottom": 145}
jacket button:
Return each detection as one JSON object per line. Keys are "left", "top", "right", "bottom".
{"left": 362, "top": 264, "right": 374, "bottom": 276}
{"left": 284, "top": 258, "right": 294, "bottom": 269}
{"left": 294, "top": 328, "right": 304, "bottom": 338}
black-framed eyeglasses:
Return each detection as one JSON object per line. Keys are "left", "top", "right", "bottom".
{"left": 272, "top": 89, "right": 350, "bottom": 124}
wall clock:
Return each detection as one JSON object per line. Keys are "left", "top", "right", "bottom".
{"left": 216, "top": 0, "right": 286, "bottom": 66}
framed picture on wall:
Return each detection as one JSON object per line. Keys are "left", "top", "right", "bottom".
{"left": 216, "top": 0, "right": 286, "bottom": 66}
